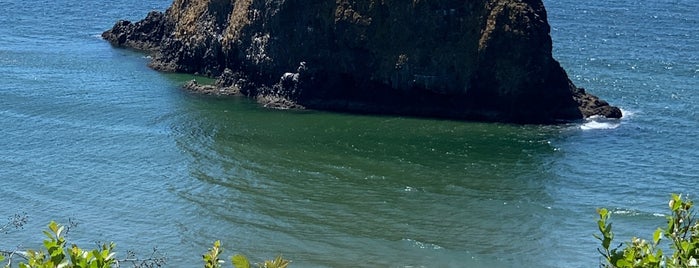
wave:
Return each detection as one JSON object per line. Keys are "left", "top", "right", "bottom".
{"left": 580, "top": 108, "right": 636, "bottom": 131}
{"left": 619, "top": 108, "right": 636, "bottom": 119}
{"left": 402, "top": 238, "right": 443, "bottom": 250}
{"left": 611, "top": 208, "right": 666, "bottom": 218}
{"left": 580, "top": 116, "right": 621, "bottom": 130}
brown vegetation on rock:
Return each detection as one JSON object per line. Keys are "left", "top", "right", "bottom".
{"left": 102, "top": 0, "right": 622, "bottom": 123}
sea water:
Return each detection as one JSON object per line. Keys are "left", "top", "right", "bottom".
{"left": 0, "top": 0, "right": 697, "bottom": 267}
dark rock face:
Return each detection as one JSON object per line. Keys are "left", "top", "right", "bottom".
{"left": 574, "top": 87, "right": 624, "bottom": 118}
{"left": 101, "top": 11, "right": 168, "bottom": 51}
{"left": 103, "top": 0, "right": 622, "bottom": 123}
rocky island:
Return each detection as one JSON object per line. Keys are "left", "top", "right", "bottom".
{"left": 103, "top": 0, "right": 622, "bottom": 123}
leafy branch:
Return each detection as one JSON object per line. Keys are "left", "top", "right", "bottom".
{"left": 597, "top": 194, "right": 699, "bottom": 268}
{"left": 1, "top": 221, "right": 165, "bottom": 268}
{"left": 1, "top": 220, "right": 291, "bottom": 268}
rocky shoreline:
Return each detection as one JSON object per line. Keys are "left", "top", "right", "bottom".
{"left": 103, "top": 0, "right": 622, "bottom": 124}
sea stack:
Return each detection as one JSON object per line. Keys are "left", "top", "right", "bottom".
{"left": 103, "top": 0, "right": 622, "bottom": 123}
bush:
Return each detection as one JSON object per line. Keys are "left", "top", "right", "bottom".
{"left": 596, "top": 193, "right": 699, "bottom": 267}
{"left": 0, "top": 221, "right": 117, "bottom": 268}
{"left": 203, "top": 240, "right": 289, "bottom": 268}
{"left": 1, "top": 221, "right": 290, "bottom": 268}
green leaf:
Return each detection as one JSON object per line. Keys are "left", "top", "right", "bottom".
{"left": 671, "top": 193, "right": 679, "bottom": 200}
{"left": 43, "top": 230, "right": 54, "bottom": 240}
{"left": 232, "top": 254, "right": 250, "bottom": 268}
{"left": 603, "top": 237, "right": 611, "bottom": 250}
{"left": 48, "top": 221, "right": 57, "bottom": 232}
{"left": 682, "top": 240, "right": 690, "bottom": 252}
{"left": 56, "top": 225, "right": 64, "bottom": 238}
{"left": 615, "top": 259, "right": 631, "bottom": 268}
{"left": 671, "top": 194, "right": 681, "bottom": 210}
{"left": 598, "top": 220, "right": 605, "bottom": 232}
{"left": 653, "top": 228, "right": 662, "bottom": 245}
{"left": 593, "top": 233, "right": 602, "bottom": 242}
{"left": 667, "top": 220, "right": 674, "bottom": 232}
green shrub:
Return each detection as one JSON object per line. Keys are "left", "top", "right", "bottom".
{"left": 596, "top": 193, "right": 699, "bottom": 267}
{"left": 1, "top": 221, "right": 290, "bottom": 268}
{"left": 11, "top": 194, "right": 699, "bottom": 267}
{"left": 7, "top": 221, "right": 116, "bottom": 268}
{"left": 202, "top": 240, "right": 290, "bottom": 268}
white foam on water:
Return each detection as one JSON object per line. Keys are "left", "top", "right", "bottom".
{"left": 612, "top": 209, "right": 637, "bottom": 216}
{"left": 610, "top": 208, "right": 666, "bottom": 218}
{"left": 581, "top": 116, "right": 621, "bottom": 130}
{"left": 619, "top": 108, "right": 636, "bottom": 119}
{"left": 580, "top": 108, "right": 635, "bottom": 131}
{"left": 402, "top": 238, "right": 443, "bottom": 250}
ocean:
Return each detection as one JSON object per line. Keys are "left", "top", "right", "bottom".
{"left": 0, "top": 0, "right": 697, "bottom": 267}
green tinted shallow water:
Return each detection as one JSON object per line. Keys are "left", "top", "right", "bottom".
{"left": 172, "top": 97, "right": 696, "bottom": 267}
{"left": 1, "top": 0, "right": 698, "bottom": 267}
{"left": 171, "top": 98, "right": 563, "bottom": 266}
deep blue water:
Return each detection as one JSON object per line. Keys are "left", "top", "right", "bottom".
{"left": 0, "top": 0, "right": 697, "bottom": 267}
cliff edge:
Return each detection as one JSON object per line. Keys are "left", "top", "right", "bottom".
{"left": 103, "top": 0, "right": 622, "bottom": 123}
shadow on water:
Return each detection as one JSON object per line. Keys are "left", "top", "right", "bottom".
{"left": 171, "top": 97, "right": 564, "bottom": 267}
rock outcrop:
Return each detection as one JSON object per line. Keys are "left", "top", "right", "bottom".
{"left": 103, "top": 0, "right": 622, "bottom": 123}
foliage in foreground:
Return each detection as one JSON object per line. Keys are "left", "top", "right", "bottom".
{"left": 596, "top": 194, "right": 699, "bottom": 268}
{"left": 204, "top": 240, "right": 289, "bottom": 268}
{"left": 0, "top": 221, "right": 289, "bottom": 268}
{"left": 8, "top": 194, "right": 699, "bottom": 267}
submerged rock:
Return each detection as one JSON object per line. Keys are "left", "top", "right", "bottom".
{"left": 183, "top": 79, "right": 240, "bottom": 96}
{"left": 103, "top": 0, "right": 622, "bottom": 123}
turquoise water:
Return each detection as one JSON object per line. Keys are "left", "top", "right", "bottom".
{"left": 1, "top": 0, "right": 697, "bottom": 267}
